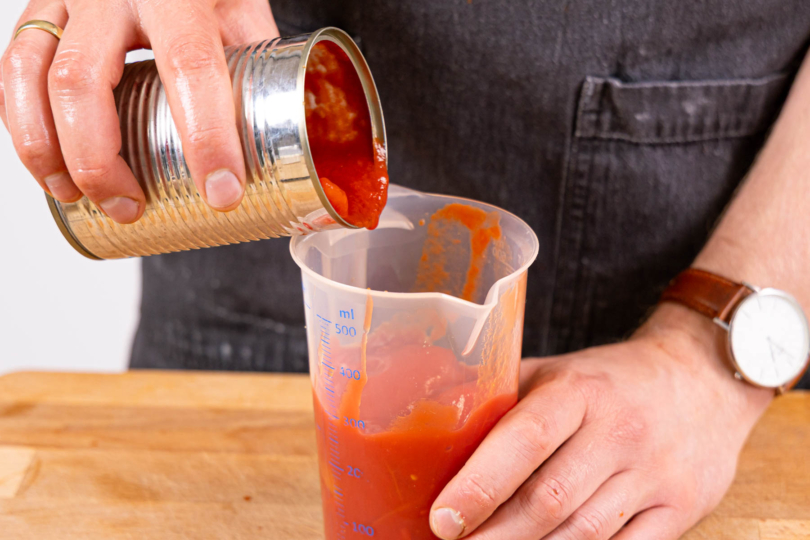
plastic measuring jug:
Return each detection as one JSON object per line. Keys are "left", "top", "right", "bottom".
{"left": 290, "top": 185, "right": 539, "bottom": 539}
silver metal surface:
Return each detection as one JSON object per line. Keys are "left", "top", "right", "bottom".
{"left": 713, "top": 317, "right": 730, "bottom": 331}
{"left": 742, "top": 281, "right": 761, "bottom": 293}
{"left": 47, "top": 27, "right": 386, "bottom": 260}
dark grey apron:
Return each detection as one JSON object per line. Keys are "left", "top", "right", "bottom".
{"left": 131, "top": 1, "right": 810, "bottom": 389}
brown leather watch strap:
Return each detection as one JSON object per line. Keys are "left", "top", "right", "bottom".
{"left": 660, "top": 268, "right": 753, "bottom": 323}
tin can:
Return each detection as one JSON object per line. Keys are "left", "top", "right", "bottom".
{"left": 46, "top": 27, "right": 386, "bottom": 260}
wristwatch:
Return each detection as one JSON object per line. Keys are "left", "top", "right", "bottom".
{"left": 660, "top": 268, "right": 810, "bottom": 393}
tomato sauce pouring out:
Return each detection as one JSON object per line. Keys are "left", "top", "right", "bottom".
{"left": 305, "top": 41, "right": 389, "bottom": 230}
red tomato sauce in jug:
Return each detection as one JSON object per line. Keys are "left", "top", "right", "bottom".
{"left": 313, "top": 347, "right": 515, "bottom": 540}
{"left": 305, "top": 41, "right": 389, "bottom": 229}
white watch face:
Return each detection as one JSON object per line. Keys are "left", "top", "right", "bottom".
{"left": 729, "top": 289, "right": 810, "bottom": 388}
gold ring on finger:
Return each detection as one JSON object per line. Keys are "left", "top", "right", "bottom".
{"left": 14, "top": 20, "right": 64, "bottom": 41}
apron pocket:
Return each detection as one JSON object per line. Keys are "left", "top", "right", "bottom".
{"left": 546, "top": 72, "right": 792, "bottom": 354}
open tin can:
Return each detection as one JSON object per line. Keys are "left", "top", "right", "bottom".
{"left": 47, "top": 27, "right": 386, "bottom": 260}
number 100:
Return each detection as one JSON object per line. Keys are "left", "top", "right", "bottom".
{"left": 352, "top": 522, "right": 374, "bottom": 536}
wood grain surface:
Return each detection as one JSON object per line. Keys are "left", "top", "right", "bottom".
{"left": 0, "top": 371, "right": 807, "bottom": 539}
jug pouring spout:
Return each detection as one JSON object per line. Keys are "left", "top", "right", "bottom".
{"left": 291, "top": 184, "right": 538, "bottom": 361}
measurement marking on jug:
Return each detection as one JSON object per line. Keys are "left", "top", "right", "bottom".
{"left": 317, "top": 311, "right": 348, "bottom": 540}
{"left": 335, "top": 323, "right": 357, "bottom": 336}
{"left": 340, "top": 367, "right": 362, "bottom": 380}
{"left": 347, "top": 466, "right": 363, "bottom": 479}
{"left": 339, "top": 308, "right": 355, "bottom": 319}
{"left": 350, "top": 522, "right": 375, "bottom": 536}
{"left": 343, "top": 417, "right": 365, "bottom": 430}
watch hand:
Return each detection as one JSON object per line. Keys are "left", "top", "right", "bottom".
{"left": 767, "top": 337, "right": 778, "bottom": 364}
{"left": 768, "top": 337, "right": 795, "bottom": 364}
{"left": 767, "top": 337, "right": 785, "bottom": 379}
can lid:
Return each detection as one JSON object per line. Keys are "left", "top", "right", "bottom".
{"left": 46, "top": 194, "right": 102, "bottom": 260}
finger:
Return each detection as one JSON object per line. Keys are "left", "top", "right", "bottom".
{"left": 467, "top": 425, "right": 624, "bottom": 540}
{"left": 0, "top": 73, "right": 6, "bottom": 130}
{"left": 611, "top": 506, "right": 684, "bottom": 540}
{"left": 48, "top": 9, "right": 145, "bottom": 223}
{"left": 430, "top": 379, "right": 587, "bottom": 540}
{"left": 140, "top": 0, "right": 246, "bottom": 211}
{"left": 215, "top": 0, "right": 279, "bottom": 46}
{"left": 2, "top": 2, "right": 81, "bottom": 201}
{"left": 0, "top": 51, "right": 7, "bottom": 129}
{"left": 540, "top": 471, "right": 646, "bottom": 540}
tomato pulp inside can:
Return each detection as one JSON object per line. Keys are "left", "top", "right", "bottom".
{"left": 305, "top": 41, "right": 389, "bottom": 230}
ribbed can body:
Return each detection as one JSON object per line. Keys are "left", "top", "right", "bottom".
{"left": 47, "top": 28, "right": 386, "bottom": 260}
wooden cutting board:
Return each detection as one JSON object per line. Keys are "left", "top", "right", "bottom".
{"left": 0, "top": 371, "right": 808, "bottom": 539}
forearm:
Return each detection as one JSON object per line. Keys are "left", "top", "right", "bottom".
{"left": 694, "top": 50, "right": 810, "bottom": 302}
{"left": 639, "top": 50, "right": 810, "bottom": 413}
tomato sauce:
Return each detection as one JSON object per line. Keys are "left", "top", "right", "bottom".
{"left": 414, "top": 203, "right": 503, "bottom": 303}
{"left": 305, "top": 41, "right": 389, "bottom": 229}
{"left": 313, "top": 342, "right": 516, "bottom": 540}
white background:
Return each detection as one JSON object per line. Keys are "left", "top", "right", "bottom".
{"left": 0, "top": 0, "right": 154, "bottom": 375}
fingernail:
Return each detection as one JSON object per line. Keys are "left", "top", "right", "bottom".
{"left": 430, "top": 507, "right": 465, "bottom": 540}
{"left": 205, "top": 169, "right": 243, "bottom": 210}
{"left": 99, "top": 196, "right": 140, "bottom": 223}
{"left": 44, "top": 172, "right": 81, "bottom": 201}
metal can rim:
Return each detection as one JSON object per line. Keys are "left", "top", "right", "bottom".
{"left": 46, "top": 194, "right": 102, "bottom": 260}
